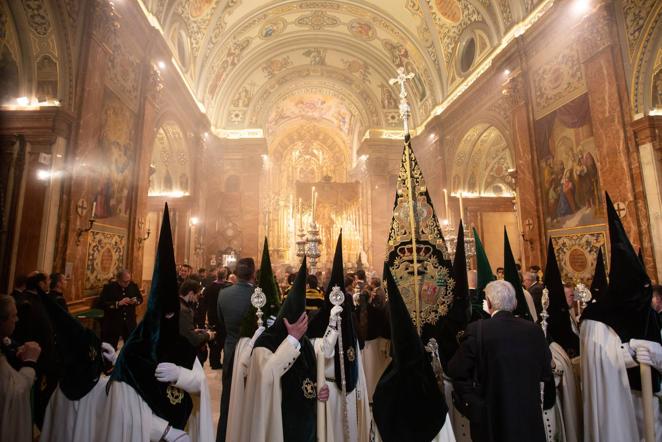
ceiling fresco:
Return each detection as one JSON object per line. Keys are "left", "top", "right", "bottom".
{"left": 141, "top": 0, "right": 543, "bottom": 142}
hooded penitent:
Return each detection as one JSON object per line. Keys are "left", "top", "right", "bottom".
{"left": 544, "top": 239, "right": 580, "bottom": 358}
{"left": 307, "top": 231, "right": 359, "bottom": 392}
{"left": 41, "top": 295, "right": 103, "bottom": 401}
{"left": 109, "top": 203, "right": 197, "bottom": 429}
{"left": 436, "top": 221, "right": 471, "bottom": 367}
{"left": 589, "top": 247, "right": 607, "bottom": 302}
{"left": 385, "top": 133, "right": 453, "bottom": 345}
{"left": 239, "top": 237, "right": 281, "bottom": 337}
{"left": 504, "top": 228, "right": 532, "bottom": 321}
{"left": 373, "top": 266, "right": 448, "bottom": 442}
{"left": 473, "top": 227, "right": 495, "bottom": 319}
{"left": 253, "top": 257, "right": 317, "bottom": 442}
{"left": 582, "top": 193, "right": 661, "bottom": 392}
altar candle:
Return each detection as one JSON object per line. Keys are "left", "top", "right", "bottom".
{"left": 91, "top": 201, "right": 96, "bottom": 219}
{"left": 443, "top": 189, "right": 449, "bottom": 221}
{"left": 459, "top": 192, "right": 464, "bottom": 222}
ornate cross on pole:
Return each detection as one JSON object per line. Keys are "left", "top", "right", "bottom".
{"left": 389, "top": 67, "right": 422, "bottom": 333}
{"left": 389, "top": 67, "right": 415, "bottom": 134}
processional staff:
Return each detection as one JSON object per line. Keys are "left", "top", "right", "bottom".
{"left": 388, "top": 67, "right": 422, "bottom": 334}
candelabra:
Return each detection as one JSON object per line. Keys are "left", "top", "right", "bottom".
{"left": 440, "top": 221, "right": 475, "bottom": 265}
{"left": 296, "top": 225, "right": 307, "bottom": 259}
{"left": 136, "top": 218, "right": 151, "bottom": 247}
{"left": 306, "top": 221, "right": 322, "bottom": 274}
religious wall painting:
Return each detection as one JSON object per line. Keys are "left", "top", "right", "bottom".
{"left": 231, "top": 82, "right": 255, "bottom": 107}
{"left": 84, "top": 226, "right": 126, "bottom": 293}
{"left": 347, "top": 19, "right": 376, "bottom": 41}
{"left": 259, "top": 18, "right": 286, "bottom": 39}
{"left": 550, "top": 230, "right": 606, "bottom": 284}
{"left": 262, "top": 55, "right": 293, "bottom": 79}
{"left": 302, "top": 48, "right": 326, "bottom": 66}
{"left": 535, "top": 94, "right": 604, "bottom": 230}
{"left": 93, "top": 89, "right": 136, "bottom": 219}
{"left": 652, "top": 64, "right": 662, "bottom": 108}
{"left": 206, "top": 38, "right": 250, "bottom": 99}
{"left": 380, "top": 83, "right": 398, "bottom": 108}
{"left": 382, "top": 40, "right": 410, "bottom": 66}
{"left": 35, "top": 54, "right": 57, "bottom": 102}
{"left": 188, "top": 0, "right": 214, "bottom": 19}
{"left": 342, "top": 58, "right": 371, "bottom": 83}
{"left": 266, "top": 94, "right": 353, "bottom": 136}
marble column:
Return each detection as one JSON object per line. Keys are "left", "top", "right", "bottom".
{"left": 503, "top": 69, "right": 544, "bottom": 267}
{"left": 631, "top": 116, "right": 662, "bottom": 282}
{"left": 357, "top": 138, "right": 402, "bottom": 269}
{"left": 576, "top": 1, "right": 658, "bottom": 277}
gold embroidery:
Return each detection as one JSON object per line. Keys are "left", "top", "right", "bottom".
{"left": 386, "top": 139, "right": 455, "bottom": 327}
{"left": 302, "top": 378, "right": 316, "bottom": 399}
{"left": 166, "top": 385, "right": 184, "bottom": 405}
{"left": 40, "top": 375, "right": 48, "bottom": 391}
{"left": 347, "top": 347, "right": 356, "bottom": 362}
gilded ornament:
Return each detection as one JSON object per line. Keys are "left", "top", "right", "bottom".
{"left": 302, "top": 378, "right": 316, "bottom": 399}
{"left": 166, "top": 385, "right": 184, "bottom": 405}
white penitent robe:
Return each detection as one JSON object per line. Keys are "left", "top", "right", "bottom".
{"left": 238, "top": 338, "right": 301, "bottom": 442}
{"left": 580, "top": 319, "right": 640, "bottom": 442}
{"left": 313, "top": 335, "right": 372, "bottom": 442}
{"left": 99, "top": 358, "right": 213, "bottom": 442}
{"left": 0, "top": 354, "right": 35, "bottom": 442}
{"left": 361, "top": 338, "right": 391, "bottom": 403}
{"left": 40, "top": 376, "right": 109, "bottom": 442}
{"left": 442, "top": 378, "right": 471, "bottom": 442}
{"left": 225, "top": 327, "right": 265, "bottom": 442}
{"left": 549, "top": 343, "right": 580, "bottom": 442}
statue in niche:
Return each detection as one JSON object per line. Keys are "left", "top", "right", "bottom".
{"left": 163, "top": 167, "right": 173, "bottom": 191}
{"left": 179, "top": 173, "right": 189, "bottom": 192}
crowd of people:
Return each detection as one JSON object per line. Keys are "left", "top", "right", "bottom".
{"left": 2, "top": 195, "right": 662, "bottom": 442}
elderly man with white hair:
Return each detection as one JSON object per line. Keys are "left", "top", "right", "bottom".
{"left": 448, "top": 280, "right": 556, "bottom": 442}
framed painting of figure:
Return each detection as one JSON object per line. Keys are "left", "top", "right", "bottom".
{"left": 534, "top": 93, "right": 604, "bottom": 230}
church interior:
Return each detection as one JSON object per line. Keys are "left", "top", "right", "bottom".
{"left": 1, "top": 0, "right": 662, "bottom": 310}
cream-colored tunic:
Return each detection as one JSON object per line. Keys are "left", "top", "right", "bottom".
{"left": 0, "top": 354, "right": 35, "bottom": 442}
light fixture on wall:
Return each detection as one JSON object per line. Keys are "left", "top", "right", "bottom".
{"left": 137, "top": 217, "right": 151, "bottom": 247}
{"left": 76, "top": 200, "right": 97, "bottom": 246}
{"left": 190, "top": 216, "right": 200, "bottom": 226}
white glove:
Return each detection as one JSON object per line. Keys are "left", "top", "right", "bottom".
{"left": 101, "top": 342, "right": 117, "bottom": 365}
{"left": 266, "top": 315, "right": 276, "bottom": 327}
{"left": 630, "top": 339, "right": 662, "bottom": 372}
{"left": 620, "top": 342, "right": 638, "bottom": 369}
{"left": 163, "top": 427, "right": 191, "bottom": 442}
{"left": 329, "top": 305, "right": 343, "bottom": 328}
{"left": 155, "top": 362, "right": 181, "bottom": 384}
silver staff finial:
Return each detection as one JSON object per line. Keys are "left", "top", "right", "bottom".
{"left": 389, "top": 67, "right": 415, "bottom": 134}
{"left": 540, "top": 287, "right": 549, "bottom": 337}
{"left": 251, "top": 287, "right": 267, "bottom": 327}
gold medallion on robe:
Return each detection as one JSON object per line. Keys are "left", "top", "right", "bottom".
{"left": 88, "top": 345, "right": 97, "bottom": 361}
{"left": 346, "top": 346, "right": 356, "bottom": 362}
{"left": 302, "top": 378, "right": 316, "bottom": 399}
{"left": 166, "top": 385, "right": 184, "bottom": 405}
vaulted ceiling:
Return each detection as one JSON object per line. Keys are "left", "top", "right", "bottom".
{"left": 141, "top": 0, "right": 543, "bottom": 144}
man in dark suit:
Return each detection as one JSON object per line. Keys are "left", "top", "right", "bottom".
{"left": 216, "top": 257, "right": 256, "bottom": 442}
{"left": 205, "top": 268, "right": 232, "bottom": 369}
{"left": 524, "top": 270, "right": 544, "bottom": 316}
{"left": 99, "top": 269, "right": 143, "bottom": 348}
{"left": 448, "top": 279, "right": 555, "bottom": 442}
{"left": 179, "top": 279, "right": 214, "bottom": 350}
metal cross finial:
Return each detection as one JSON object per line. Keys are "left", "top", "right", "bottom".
{"left": 389, "top": 67, "right": 415, "bottom": 134}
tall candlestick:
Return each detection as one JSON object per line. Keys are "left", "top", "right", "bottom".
{"left": 311, "top": 186, "right": 316, "bottom": 220}
{"left": 458, "top": 192, "right": 464, "bottom": 222}
{"left": 91, "top": 201, "right": 96, "bottom": 219}
{"left": 443, "top": 189, "right": 449, "bottom": 222}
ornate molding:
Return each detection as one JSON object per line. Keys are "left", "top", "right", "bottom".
{"left": 501, "top": 71, "right": 525, "bottom": 108}
{"left": 576, "top": 2, "right": 614, "bottom": 62}
{"left": 91, "top": 0, "right": 119, "bottom": 45}
{"left": 146, "top": 63, "right": 164, "bottom": 106}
